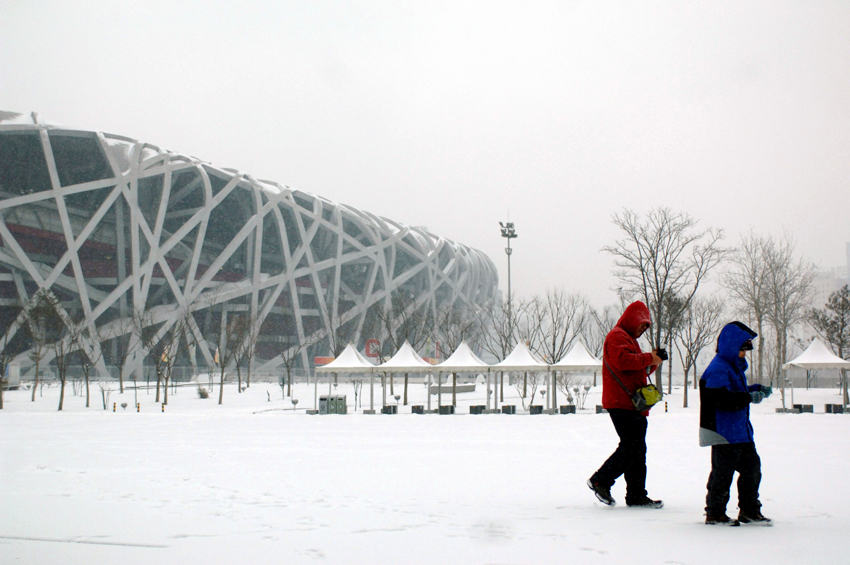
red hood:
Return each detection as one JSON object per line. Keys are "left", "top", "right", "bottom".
{"left": 616, "top": 301, "right": 651, "bottom": 339}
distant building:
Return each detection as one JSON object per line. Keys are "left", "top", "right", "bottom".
{"left": 0, "top": 111, "right": 498, "bottom": 378}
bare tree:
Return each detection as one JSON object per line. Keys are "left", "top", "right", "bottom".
{"left": 102, "top": 319, "right": 135, "bottom": 395}
{"left": 513, "top": 370, "right": 544, "bottom": 411}
{"left": 673, "top": 296, "right": 725, "bottom": 407}
{"left": 279, "top": 336, "right": 314, "bottom": 398}
{"left": 527, "top": 289, "right": 587, "bottom": 364}
{"left": 810, "top": 284, "right": 850, "bottom": 406}
{"left": 240, "top": 311, "right": 265, "bottom": 389}
{"left": 722, "top": 231, "right": 771, "bottom": 383}
{"left": 604, "top": 207, "right": 727, "bottom": 389}
{"left": 581, "top": 304, "right": 618, "bottom": 387}
{"left": 131, "top": 308, "right": 168, "bottom": 404}
{"left": 476, "top": 296, "right": 529, "bottom": 402}
{"left": 24, "top": 289, "right": 59, "bottom": 402}
{"left": 53, "top": 321, "right": 82, "bottom": 412}
{"left": 763, "top": 234, "right": 814, "bottom": 387}
{"left": 213, "top": 311, "right": 250, "bottom": 404}
{"left": 74, "top": 324, "right": 106, "bottom": 408}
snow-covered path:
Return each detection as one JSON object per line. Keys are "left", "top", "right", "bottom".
{"left": 1, "top": 383, "right": 847, "bottom": 564}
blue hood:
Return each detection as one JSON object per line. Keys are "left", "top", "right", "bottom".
{"left": 716, "top": 322, "right": 757, "bottom": 367}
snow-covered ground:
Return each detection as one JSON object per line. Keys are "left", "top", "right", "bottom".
{"left": 2, "top": 379, "right": 848, "bottom": 564}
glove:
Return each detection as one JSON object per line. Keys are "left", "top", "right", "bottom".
{"left": 761, "top": 385, "right": 772, "bottom": 398}
{"left": 750, "top": 391, "right": 766, "bottom": 404}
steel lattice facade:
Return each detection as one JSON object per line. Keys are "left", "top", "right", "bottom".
{"left": 0, "top": 111, "right": 498, "bottom": 377}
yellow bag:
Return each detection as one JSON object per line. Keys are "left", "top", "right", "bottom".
{"left": 630, "top": 384, "right": 662, "bottom": 411}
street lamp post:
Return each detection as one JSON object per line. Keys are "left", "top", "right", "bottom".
{"left": 499, "top": 221, "right": 518, "bottom": 329}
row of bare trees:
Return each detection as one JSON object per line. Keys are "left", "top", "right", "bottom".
{"left": 0, "top": 286, "right": 277, "bottom": 410}
{"left": 604, "top": 207, "right": 818, "bottom": 407}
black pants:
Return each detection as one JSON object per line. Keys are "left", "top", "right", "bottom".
{"left": 591, "top": 409, "right": 647, "bottom": 502}
{"left": 705, "top": 442, "right": 761, "bottom": 515}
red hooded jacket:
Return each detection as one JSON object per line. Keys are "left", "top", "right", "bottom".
{"left": 601, "top": 301, "right": 658, "bottom": 412}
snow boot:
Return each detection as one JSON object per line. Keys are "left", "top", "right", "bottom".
{"left": 587, "top": 479, "right": 616, "bottom": 506}
{"left": 626, "top": 496, "right": 664, "bottom": 509}
{"left": 738, "top": 509, "right": 772, "bottom": 526}
{"left": 705, "top": 513, "right": 740, "bottom": 526}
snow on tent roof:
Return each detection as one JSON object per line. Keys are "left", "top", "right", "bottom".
{"left": 435, "top": 341, "right": 490, "bottom": 372}
{"left": 492, "top": 341, "right": 548, "bottom": 372}
{"left": 314, "top": 343, "right": 375, "bottom": 373}
{"left": 782, "top": 338, "right": 850, "bottom": 370}
{"left": 550, "top": 340, "right": 603, "bottom": 372}
{"left": 375, "top": 341, "right": 434, "bottom": 372}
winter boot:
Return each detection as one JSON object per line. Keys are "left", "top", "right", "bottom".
{"left": 738, "top": 509, "right": 772, "bottom": 526}
{"left": 626, "top": 496, "right": 664, "bottom": 509}
{"left": 705, "top": 513, "right": 740, "bottom": 526}
{"left": 587, "top": 479, "right": 616, "bottom": 506}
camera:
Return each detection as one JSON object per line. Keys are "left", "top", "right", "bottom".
{"left": 656, "top": 348, "right": 669, "bottom": 361}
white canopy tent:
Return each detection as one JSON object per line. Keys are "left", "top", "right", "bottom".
{"left": 375, "top": 341, "right": 434, "bottom": 410}
{"left": 314, "top": 344, "right": 375, "bottom": 411}
{"left": 783, "top": 338, "right": 850, "bottom": 408}
{"left": 492, "top": 342, "right": 549, "bottom": 412}
{"left": 783, "top": 338, "right": 850, "bottom": 370}
{"left": 551, "top": 340, "right": 603, "bottom": 372}
{"left": 435, "top": 341, "right": 491, "bottom": 411}
{"left": 550, "top": 341, "right": 603, "bottom": 411}
{"left": 315, "top": 344, "right": 375, "bottom": 373}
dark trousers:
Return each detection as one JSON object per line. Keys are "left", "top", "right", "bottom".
{"left": 591, "top": 409, "right": 647, "bottom": 502}
{"left": 705, "top": 442, "right": 761, "bottom": 515}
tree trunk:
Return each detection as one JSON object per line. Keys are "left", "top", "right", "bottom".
{"left": 236, "top": 365, "right": 242, "bottom": 393}
{"left": 390, "top": 372, "right": 394, "bottom": 395}
{"left": 523, "top": 371, "right": 527, "bottom": 397}
{"left": 403, "top": 372, "right": 408, "bottom": 405}
{"left": 218, "top": 366, "right": 225, "bottom": 404}
{"left": 31, "top": 356, "right": 40, "bottom": 402}
{"left": 500, "top": 372, "right": 504, "bottom": 402}
{"left": 683, "top": 369, "right": 689, "bottom": 408}
{"left": 58, "top": 378, "right": 66, "bottom": 411}
{"left": 667, "top": 349, "right": 673, "bottom": 395}
{"left": 286, "top": 369, "right": 292, "bottom": 397}
{"left": 163, "top": 369, "right": 169, "bottom": 405}
{"left": 118, "top": 364, "right": 124, "bottom": 394}
{"left": 155, "top": 370, "right": 161, "bottom": 403}
{"left": 452, "top": 372, "right": 457, "bottom": 406}
{"left": 85, "top": 370, "right": 90, "bottom": 408}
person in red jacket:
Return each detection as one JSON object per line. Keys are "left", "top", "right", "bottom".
{"left": 587, "top": 301, "right": 664, "bottom": 508}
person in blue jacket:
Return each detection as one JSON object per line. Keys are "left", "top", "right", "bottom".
{"left": 699, "top": 321, "right": 772, "bottom": 526}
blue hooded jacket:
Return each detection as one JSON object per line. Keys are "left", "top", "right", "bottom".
{"left": 699, "top": 322, "right": 761, "bottom": 446}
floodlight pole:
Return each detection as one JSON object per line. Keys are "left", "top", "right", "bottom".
{"left": 499, "top": 221, "right": 518, "bottom": 331}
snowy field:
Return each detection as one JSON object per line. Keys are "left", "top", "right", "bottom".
{"left": 2, "top": 379, "right": 848, "bottom": 564}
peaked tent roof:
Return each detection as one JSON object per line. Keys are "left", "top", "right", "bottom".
{"left": 435, "top": 341, "right": 490, "bottom": 372}
{"left": 492, "top": 341, "right": 548, "bottom": 372}
{"left": 782, "top": 338, "right": 850, "bottom": 370}
{"left": 375, "top": 341, "right": 434, "bottom": 372}
{"left": 551, "top": 340, "right": 603, "bottom": 372}
{"left": 315, "top": 343, "right": 376, "bottom": 373}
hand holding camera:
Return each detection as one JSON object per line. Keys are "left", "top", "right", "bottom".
{"left": 655, "top": 347, "right": 669, "bottom": 361}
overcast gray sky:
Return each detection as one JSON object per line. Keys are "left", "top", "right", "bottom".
{"left": 2, "top": 0, "right": 849, "bottom": 307}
